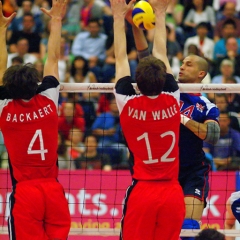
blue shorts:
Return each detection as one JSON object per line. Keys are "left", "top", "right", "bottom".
{"left": 179, "top": 161, "right": 211, "bottom": 206}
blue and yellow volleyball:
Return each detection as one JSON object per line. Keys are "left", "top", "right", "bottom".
{"left": 132, "top": 0, "right": 155, "bottom": 30}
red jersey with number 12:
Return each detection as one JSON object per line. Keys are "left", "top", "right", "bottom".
{"left": 114, "top": 74, "right": 180, "bottom": 181}
{"left": 0, "top": 76, "right": 60, "bottom": 184}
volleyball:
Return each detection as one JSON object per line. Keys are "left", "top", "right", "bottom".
{"left": 132, "top": 0, "right": 155, "bottom": 30}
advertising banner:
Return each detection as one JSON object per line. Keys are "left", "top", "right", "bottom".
{"left": 0, "top": 170, "right": 236, "bottom": 239}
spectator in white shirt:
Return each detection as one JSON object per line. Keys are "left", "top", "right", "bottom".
{"left": 184, "top": 22, "right": 215, "bottom": 61}
{"left": 7, "top": 37, "right": 37, "bottom": 67}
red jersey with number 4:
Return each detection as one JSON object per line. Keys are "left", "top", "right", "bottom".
{"left": 114, "top": 74, "right": 180, "bottom": 181}
{"left": 0, "top": 76, "right": 60, "bottom": 183}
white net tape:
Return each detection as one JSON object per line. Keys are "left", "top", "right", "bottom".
{"left": 60, "top": 83, "right": 240, "bottom": 93}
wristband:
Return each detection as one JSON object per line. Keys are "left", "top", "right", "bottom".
{"left": 137, "top": 48, "right": 150, "bottom": 60}
{"left": 181, "top": 115, "right": 190, "bottom": 125}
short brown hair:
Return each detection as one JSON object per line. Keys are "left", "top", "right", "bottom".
{"left": 135, "top": 56, "right": 166, "bottom": 96}
{"left": 3, "top": 63, "right": 39, "bottom": 100}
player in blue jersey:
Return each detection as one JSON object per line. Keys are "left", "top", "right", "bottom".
{"left": 125, "top": 4, "right": 220, "bottom": 240}
{"left": 224, "top": 192, "right": 239, "bottom": 239}
{"left": 178, "top": 55, "right": 220, "bottom": 240}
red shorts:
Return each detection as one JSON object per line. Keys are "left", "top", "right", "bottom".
{"left": 121, "top": 180, "right": 185, "bottom": 240}
{"left": 9, "top": 178, "right": 71, "bottom": 240}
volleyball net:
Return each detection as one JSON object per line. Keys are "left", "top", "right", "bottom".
{"left": 0, "top": 83, "right": 240, "bottom": 239}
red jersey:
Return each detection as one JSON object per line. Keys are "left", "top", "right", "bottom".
{"left": 0, "top": 76, "right": 60, "bottom": 183}
{"left": 114, "top": 74, "right": 180, "bottom": 181}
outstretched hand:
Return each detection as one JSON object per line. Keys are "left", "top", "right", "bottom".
{"left": 0, "top": 1, "right": 16, "bottom": 29}
{"left": 148, "top": 0, "right": 171, "bottom": 12}
{"left": 40, "top": 0, "right": 67, "bottom": 20}
{"left": 110, "top": 0, "right": 135, "bottom": 18}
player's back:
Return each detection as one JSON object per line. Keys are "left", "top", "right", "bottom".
{"left": 119, "top": 93, "right": 180, "bottom": 181}
{"left": 0, "top": 77, "right": 59, "bottom": 183}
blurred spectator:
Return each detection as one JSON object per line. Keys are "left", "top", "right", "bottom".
{"left": 102, "top": 26, "right": 137, "bottom": 83}
{"left": 58, "top": 102, "right": 85, "bottom": 140}
{"left": 214, "top": 93, "right": 240, "bottom": 132}
{"left": 64, "top": 56, "right": 99, "bottom": 129}
{"left": 8, "top": 12, "right": 41, "bottom": 56}
{"left": 214, "top": 2, "right": 240, "bottom": 41}
{"left": 71, "top": 18, "right": 107, "bottom": 81}
{"left": 91, "top": 97, "right": 128, "bottom": 168}
{"left": 96, "top": 90, "right": 115, "bottom": 116}
{"left": 213, "top": 0, "right": 240, "bottom": 16}
{"left": 33, "top": 59, "right": 44, "bottom": 81}
{"left": 40, "top": 18, "right": 50, "bottom": 59}
{"left": 203, "top": 111, "right": 240, "bottom": 170}
{"left": 80, "top": 0, "right": 112, "bottom": 34}
{"left": 208, "top": 59, "right": 240, "bottom": 101}
{"left": 65, "top": 56, "right": 98, "bottom": 85}
{"left": 61, "top": 0, "right": 81, "bottom": 41}
{"left": 42, "top": 35, "right": 72, "bottom": 82}
{"left": 75, "top": 134, "right": 112, "bottom": 171}
{"left": 166, "top": 0, "right": 184, "bottom": 45}
{"left": 166, "top": 25, "right": 183, "bottom": 78}
{"left": 7, "top": 38, "right": 37, "bottom": 67}
{"left": 11, "top": 55, "right": 23, "bottom": 65}
{"left": 183, "top": 0, "right": 215, "bottom": 39}
{"left": 212, "top": 37, "right": 240, "bottom": 77}
{"left": 183, "top": 22, "right": 214, "bottom": 61}
{"left": 213, "top": 19, "right": 240, "bottom": 59}
{"left": 36, "top": 0, "right": 51, "bottom": 29}
{"left": 57, "top": 131, "right": 68, "bottom": 169}
{"left": 7, "top": 0, "right": 43, "bottom": 37}
{"left": 58, "top": 35, "right": 72, "bottom": 82}
{"left": 225, "top": 77, "right": 240, "bottom": 113}
{"left": 65, "top": 127, "right": 85, "bottom": 169}
{"left": 211, "top": 59, "right": 240, "bottom": 83}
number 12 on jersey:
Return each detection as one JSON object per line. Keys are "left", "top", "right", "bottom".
{"left": 137, "top": 131, "right": 176, "bottom": 164}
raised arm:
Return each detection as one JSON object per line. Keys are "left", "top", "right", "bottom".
{"left": 40, "top": 0, "right": 67, "bottom": 80}
{"left": 110, "top": 0, "right": 135, "bottom": 82}
{"left": 149, "top": 0, "right": 172, "bottom": 74}
{"left": 125, "top": 9, "right": 149, "bottom": 59}
{"left": 0, "top": 1, "right": 16, "bottom": 86}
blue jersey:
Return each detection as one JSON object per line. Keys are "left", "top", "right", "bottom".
{"left": 179, "top": 93, "right": 219, "bottom": 166}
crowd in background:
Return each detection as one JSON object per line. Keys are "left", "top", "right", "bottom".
{"left": 0, "top": 0, "right": 240, "bottom": 170}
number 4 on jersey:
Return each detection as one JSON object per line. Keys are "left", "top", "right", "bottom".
{"left": 27, "top": 129, "right": 48, "bottom": 160}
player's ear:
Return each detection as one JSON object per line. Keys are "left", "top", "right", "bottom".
{"left": 199, "top": 70, "right": 206, "bottom": 79}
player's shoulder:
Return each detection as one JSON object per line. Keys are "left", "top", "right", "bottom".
{"left": 0, "top": 86, "right": 11, "bottom": 100}
{"left": 115, "top": 76, "right": 136, "bottom": 96}
{"left": 199, "top": 95, "right": 218, "bottom": 109}
{"left": 230, "top": 191, "right": 240, "bottom": 204}
{"left": 163, "top": 73, "right": 179, "bottom": 92}
{"left": 37, "top": 76, "right": 59, "bottom": 93}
